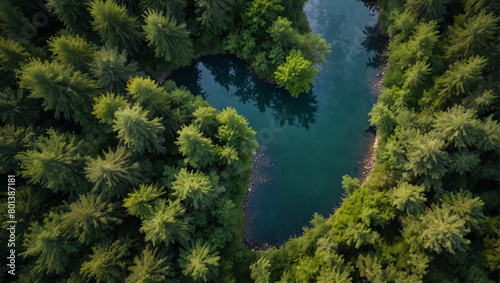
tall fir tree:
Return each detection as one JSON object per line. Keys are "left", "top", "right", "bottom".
{"left": 80, "top": 239, "right": 131, "bottom": 283}
{"left": 48, "top": 34, "right": 97, "bottom": 72}
{"left": 178, "top": 240, "right": 220, "bottom": 282}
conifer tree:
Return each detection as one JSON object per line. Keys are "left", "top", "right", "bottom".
{"left": 250, "top": 257, "right": 271, "bottom": 283}
{"left": 450, "top": 149, "right": 481, "bottom": 175}
{"left": 92, "top": 93, "right": 127, "bottom": 125}
{"left": 405, "top": 133, "right": 450, "bottom": 181}
{"left": 142, "top": 9, "right": 193, "bottom": 67}
{"left": 113, "top": 104, "right": 166, "bottom": 154}
{"left": 123, "top": 184, "right": 165, "bottom": 219}
{"left": 18, "top": 59, "right": 98, "bottom": 125}
{"left": 345, "top": 222, "right": 380, "bottom": 248}
{"left": 16, "top": 129, "right": 90, "bottom": 194}
{"left": 216, "top": 107, "right": 258, "bottom": 160}
{"left": 403, "top": 60, "right": 431, "bottom": 91}
{"left": 80, "top": 239, "right": 130, "bottom": 283}
{"left": 90, "top": 46, "right": 139, "bottom": 94}
{"left": 0, "top": 0, "right": 35, "bottom": 39}
{"left": 176, "top": 124, "right": 215, "bottom": 169}
{"left": 341, "top": 175, "right": 360, "bottom": 196}
{"left": 140, "top": 199, "right": 192, "bottom": 246}
{"left": 243, "top": 0, "right": 284, "bottom": 34}
{"left": 388, "top": 9, "right": 418, "bottom": 39}
{"left": 89, "top": 0, "right": 142, "bottom": 52}
{"left": 139, "top": 0, "right": 187, "bottom": 22}
{"left": 171, "top": 168, "right": 214, "bottom": 209}
{"left": 179, "top": 240, "right": 220, "bottom": 282}
{"left": 0, "top": 125, "right": 35, "bottom": 174}
{"left": 390, "top": 182, "right": 427, "bottom": 214}
{"left": 433, "top": 105, "right": 481, "bottom": 148}
{"left": 48, "top": 34, "right": 97, "bottom": 72}
{"left": 193, "top": 106, "right": 218, "bottom": 137}
{"left": 441, "top": 190, "right": 484, "bottom": 230}
{"left": 0, "top": 88, "right": 40, "bottom": 126}
{"left": 419, "top": 206, "right": 470, "bottom": 254}
{"left": 126, "top": 76, "right": 171, "bottom": 116}
{"left": 62, "top": 193, "right": 123, "bottom": 244}
{"left": 46, "top": 0, "right": 93, "bottom": 37}
{"left": 405, "top": 0, "right": 451, "bottom": 22}
{"left": 126, "top": 245, "right": 173, "bottom": 283}
{"left": 85, "top": 146, "right": 147, "bottom": 198}
{"left": 274, "top": 49, "right": 318, "bottom": 97}
{"left": 22, "top": 212, "right": 79, "bottom": 275}
{"left": 195, "top": 0, "right": 235, "bottom": 37}
{"left": 0, "top": 38, "right": 30, "bottom": 72}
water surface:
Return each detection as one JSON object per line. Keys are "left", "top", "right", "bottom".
{"left": 170, "top": 0, "right": 380, "bottom": 246}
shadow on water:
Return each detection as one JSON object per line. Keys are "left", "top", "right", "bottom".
{"left": 171, "top": 54, "right": 319, "bottom": 130}
{"left": 362, "top": 23, "right": 390, "bottom": 69}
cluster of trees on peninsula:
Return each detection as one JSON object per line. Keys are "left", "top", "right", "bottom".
{"left": 249, "top": 0, "right": 499, "bottom": 282}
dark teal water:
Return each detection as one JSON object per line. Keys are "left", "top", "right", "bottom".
{"left": 170, "top": 0, "right": 381, "bottom": 246}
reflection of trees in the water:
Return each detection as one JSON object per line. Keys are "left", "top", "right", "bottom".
{"left": 362, "top": 22, "right": 389, "bottom": 69}
{"left": 190, "top": 55, "right": 318, "bottom": 130}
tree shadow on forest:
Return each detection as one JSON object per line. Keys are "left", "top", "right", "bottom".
{"left": 170, "top": 54, "right": 318, "bottom": 130}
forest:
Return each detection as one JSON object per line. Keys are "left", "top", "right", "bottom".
{"left": 0, "top": 0, "right": 498, "bottom": 282}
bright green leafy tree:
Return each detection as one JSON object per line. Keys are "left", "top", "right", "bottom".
{"left": 274, "top": 49, "right": 318, "bottom": 97}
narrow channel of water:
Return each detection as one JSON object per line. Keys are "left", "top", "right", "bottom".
{"left": 170, "top": 0, "right": 381, "bottom": 246}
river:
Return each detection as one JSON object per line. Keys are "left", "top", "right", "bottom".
{"left": 169, "top": 0, "right": 382, "bottom": 246}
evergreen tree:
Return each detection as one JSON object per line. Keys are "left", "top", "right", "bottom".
{"left": 195, "top": 0, "right": 235, "bottom": 37}
{"left": 345, "top": 222, "right": 380, "bottom": 249}
{"left": 16, "top": 129, "right": 90, "bottom": 194}
{"left": 80, "top": 239, "right": 130, "bottom": 283}
{"left": 446, "top": 10, "right": 499, "bottom": 62}
{"left": 176, "top": 124, "right": 215, "bottom": 169}
{"left": 216, "top": 107, "right": 258, "bottom": 160}
{"left": 0, "top": 0, "right": 35, "bottom": 40}
{"left": 419, "top": 206, "right": 470, "bottom": 254}
{"left": 250, "top": 257, "right": 271, "bottom": 283}
{"left": 123, "top": 184, "right": 165, "bottom": 219}
{"left": 405, "top": 0, "right": 451, "bottom": 22}
{"left": 46, "top": 0, "right": 93, "bottom": 36}
{"left": 142, "top": 9, "right": 193, "bottom": 67}
{"left": 0, "top": 38, "right": 30, "bottom": 72}
{"left": 126, "top": 245, "right": 173, "bottom": 283}
{"left": 126, "top": 76, "right": 171, "bottom": 116}
{"left": 89, "top": 0, "right": 142, "bottom": 52}
{"left": 341, "top": 175, "right": 360, "bottom": 196}
{"left": 90, "top": 46, "right": 139, "bottom": 94}
{"left": 48, "top": 34, "right": 97, "bottom": 72}
{"left": 433, "top": 105, "right": 481, "bottom": 148}
{"left": 92, "top": 92, "right": 127, "bottom": 125}
{"left": 139, "top": 0, "right": 187, "bottom": 22}
{"left": 0, "top": 88, "right": 40, "bottom": 126}
{"left": 179, "top": 240, "right": 220, "bottom": 282}
{"left": 113, "top": 104, "right": 166, "bottom": 154}
{"left": 441, "top": 190, "right": 484, "bottom": 230}
{"left": 140, "top": 199, "right": 191, "bottom": 246}
{"left": 403, "top": 59, "right": 431, "bottom": 91}
{"left": 388, "top": 9, "right": 418, "bottom": 39}
{"left": 450, "top": 149, "right": 481, "bottom": 175}
{"left": 274, "top": 49, "right": 318, "bottom": 97}
{"left": 18, "top": 59, "right": 98, "bottom": 125}
{"left": 22, "top": 212, "right": 79, "bottom": 275}
{"left": 356, "top": 253, "right": 386, "bottom": 283}
{"left": 192, "top": 106, "right": 218, "bottom": 137}
{"left": 390, "top": 182, "right": 427, "bottom": 214}
{"left": 0, "top": 125, "right": 35, "bottom": 174}
{"left": 405, "top": 133, "right": 450, "bottom": 181}
{"left": 62, "top": 193, "right": 123, "bottom": 244}
{"left": 243, "top": 0, "right": 284, "bottom": 34}
{"left": 171, "top": 168, "right": 214, "bottom": 209}
{"left": 85, "top": 146, "right": 147, "bottom": 198}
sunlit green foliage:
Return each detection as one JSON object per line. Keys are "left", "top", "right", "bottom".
{"left": 126, "top": 245, "right": 173, "bottom": 282}
{"left": 176, "top": 124, "right": 215, "bottom": 169}
{"left": 0, "top": 38, "right": 29, "bottom": 72}
{"left": 80, "top": 239, "right": 131, "bottom": 283}
{"left": 179, "top": 240, "right": 220, "bottom": 282}
{"left": 390, "top": 182, "right": 426, "bottom": 214}
{"left": 48, "top": 34, "right": 97, "bottom": 72}
{"left": 126, "top": 76, "right": 171, "bottom": 116}
{"left": 92, "top": 92, "right": 127, "bottom": 124}
{"left": 123, "top": 184, "right": 165, "bottom": 219}
{"left": 0, "top": 125, "right": 35, "bottom": 174}
{"left": 171, "top": 168, "right": 214, "bottom": 209}
{"left": 274, "top": 49, "right": 317, "bottom": 97}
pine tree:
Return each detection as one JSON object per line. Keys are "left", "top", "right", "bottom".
{"left": 192, "top": 106, "right": 218, "bottom": 137}
{"left": 89, "top": 0, "right": 142, "bottom": 52}
{"left": 0, "top": 38, "right": 30, "bottom": 72}
{"left": 46, "top": 0, "right": 93, "bottom": 37}
{"left": 405, "top": 0, "right": 451, "bottom": 22}
{"left": 123, "top": 184, "right": 165, "bottom": 219}
{"left": 388, "top": 9, "right": 418, "bottom": 39}
{"left": 341, "top": 175, "right": 360, "bottom": 196}
{"left": 195, "top": 0, "right": 235, "bottom": 37}
{"left": 176, "top": 124, "right": 215, "bottom": 169}
{"left": 345, "top": 222, "right": 380, "bottom": 248}
{"left": 92, "top": 93, "right": 127, "bottom": 125}
{"left": 142, "top": 9, "right": 193, "bottom": 67}
{"left": 0, "top": 88, "right": 40, "bottom": 126}
{"left": 216, "top": 107, "right": 258, "bottom": 160}
{"left": 62, "top": 193, "right": 123, "bottom": 244}
{"left": 85, "top": 146, "right": 147, "bottom": 198}
{"left": 433, "top": 105, "right": 481, "bottom": 149}
{"left": 450, "top": 149, "right": 481, "bottom": 175}
{"left": 274, "top": 49, "right": 318, "bottom": 97}
{"left": 179, "top": 240, "right": 220, "bottom": 282}
{"left": 48, "top": 34, "right": 97, "bottom": 72}
{"left": 126, "top": 76, "right": 171, "bottom": 116}
{"left": 390, "top": 182, "right": 427, "bottom": 214}
{"left": 16, "top": 129, "right": 90, "bottom": 194}
{"left": 171, "top": 168, "right": 214, "bottom": 209}
{"left": 126, "top": 245, "right": 173, "bottom": 283}
{"left": 446, "top": 10, "right": 499, "bottom": 62}
{"left": 0, "top": 0, "right": 35, "bottom": 40}
{"left": 441, "top": 190, "right": 484, "bottom": 230}
{"left": 356, "top": 253, "right": 386, "bottom": 283}
{"left": 22, "top": 212, "right": 79, "bottom": 275}
{"left": 419, "top": 206, "right": 470, "bottom": 254}
{"left": 405, "top": 133, "right": 450, "bottom": 181}
{"left": 140, "top": 199, "right": 192, "bottom": 246}
{"left": 403, "top": 60, "right": 431, "bottom": 91}
{"left": 80, "top": 239, "right": 130, "bottom": 283}
{"left": 18, "top": 59, "right": 98, "bottom": 125}
{"left": 90, "top": 46, "right": 139, "bottom": 94}
{"left": 0, "top": 125, "right": 35, "bottom": 174}
{"left": 139, "top": 0, "right": 187, "bottom": 22}
{"left": 113, "top": 104, "right": 166, "bottom": 154}
{"left": 250, "top": 257, "right": 271, "bottom": 283}
{"left": 243, "top": 0, "right": 284, "bottom": 34}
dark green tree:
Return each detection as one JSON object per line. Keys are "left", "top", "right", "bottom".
{"left": 171, "top": 168, "right": 214, "bottom": 209}
{"left": 0, "top": 88, "right": 40, "bottom": 126}
{"left": 46, "top": 0, "right": 93, "bottom": 36}
{"left": 0, "top": 0, "right": 35, "bottom": 40}
{"left": 139, "top": 0, "right": 187, "bottom": 22}
{"left": 16, "top": 129, "right": 90, "bottom": 194}
{"left": 62, "top": 193, "right": 123, "bottom": 244}
{"left": 113, "top": 104, "right": 166, "bottom": 154}
{"left": 195, "top": 0, "right": 235, "bottom": 38}
{"left": 274, "top": 49, "right": 318, "bottom": 97}
{"left": 0, "top": 38, "right": 30, "bottom": 72}
{"left": 176, "top": 124, "right": 215, "bottom": 169}
{"left": 85, "top": 146, "right": 147, "bottom": 198}
{"left": 142, "top": 9, "right": 193, "bottom": 67}
{"left": 80, "top": 239, "right": 130, "bottom": 283}
{"left": 123, "top": 184, "right": 165, "bottom": 219}
{"left": 90, "top": 46, "right": 139, "bottom": 94}
{"left": 433, "top": 105, "right": 481, "bottom": 148}
{"left": 89, "top": 0, "right": 142, "bottom": 52}
{"left": 441, "top": 190, "right": 484, "bottom": 230}
{"left": 0, "top": 125, "right": 35, "bottom": 174}
{"left": 300, "top": 33, "right": 331, "bottom": 67}
{"left": 18, "top": 59, "right": 98, "bottom": 125}
{"left": 126, "top": 245, "right": 173, "bottom": 283}
{"left": 405, "top": 0, "right": 451, "bottom": 22}
{"left": 243, "top": 0, "right": 284, "bottom": 34}
{"left": 48, "top": 34, "right": 97, "bottom": 72}
{"left": 179, "top": 240, "right": 220, "bottom": 282}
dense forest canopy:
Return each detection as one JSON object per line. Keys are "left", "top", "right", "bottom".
{"left": 0, "top": 0, "right": 499, "bottom": 282}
